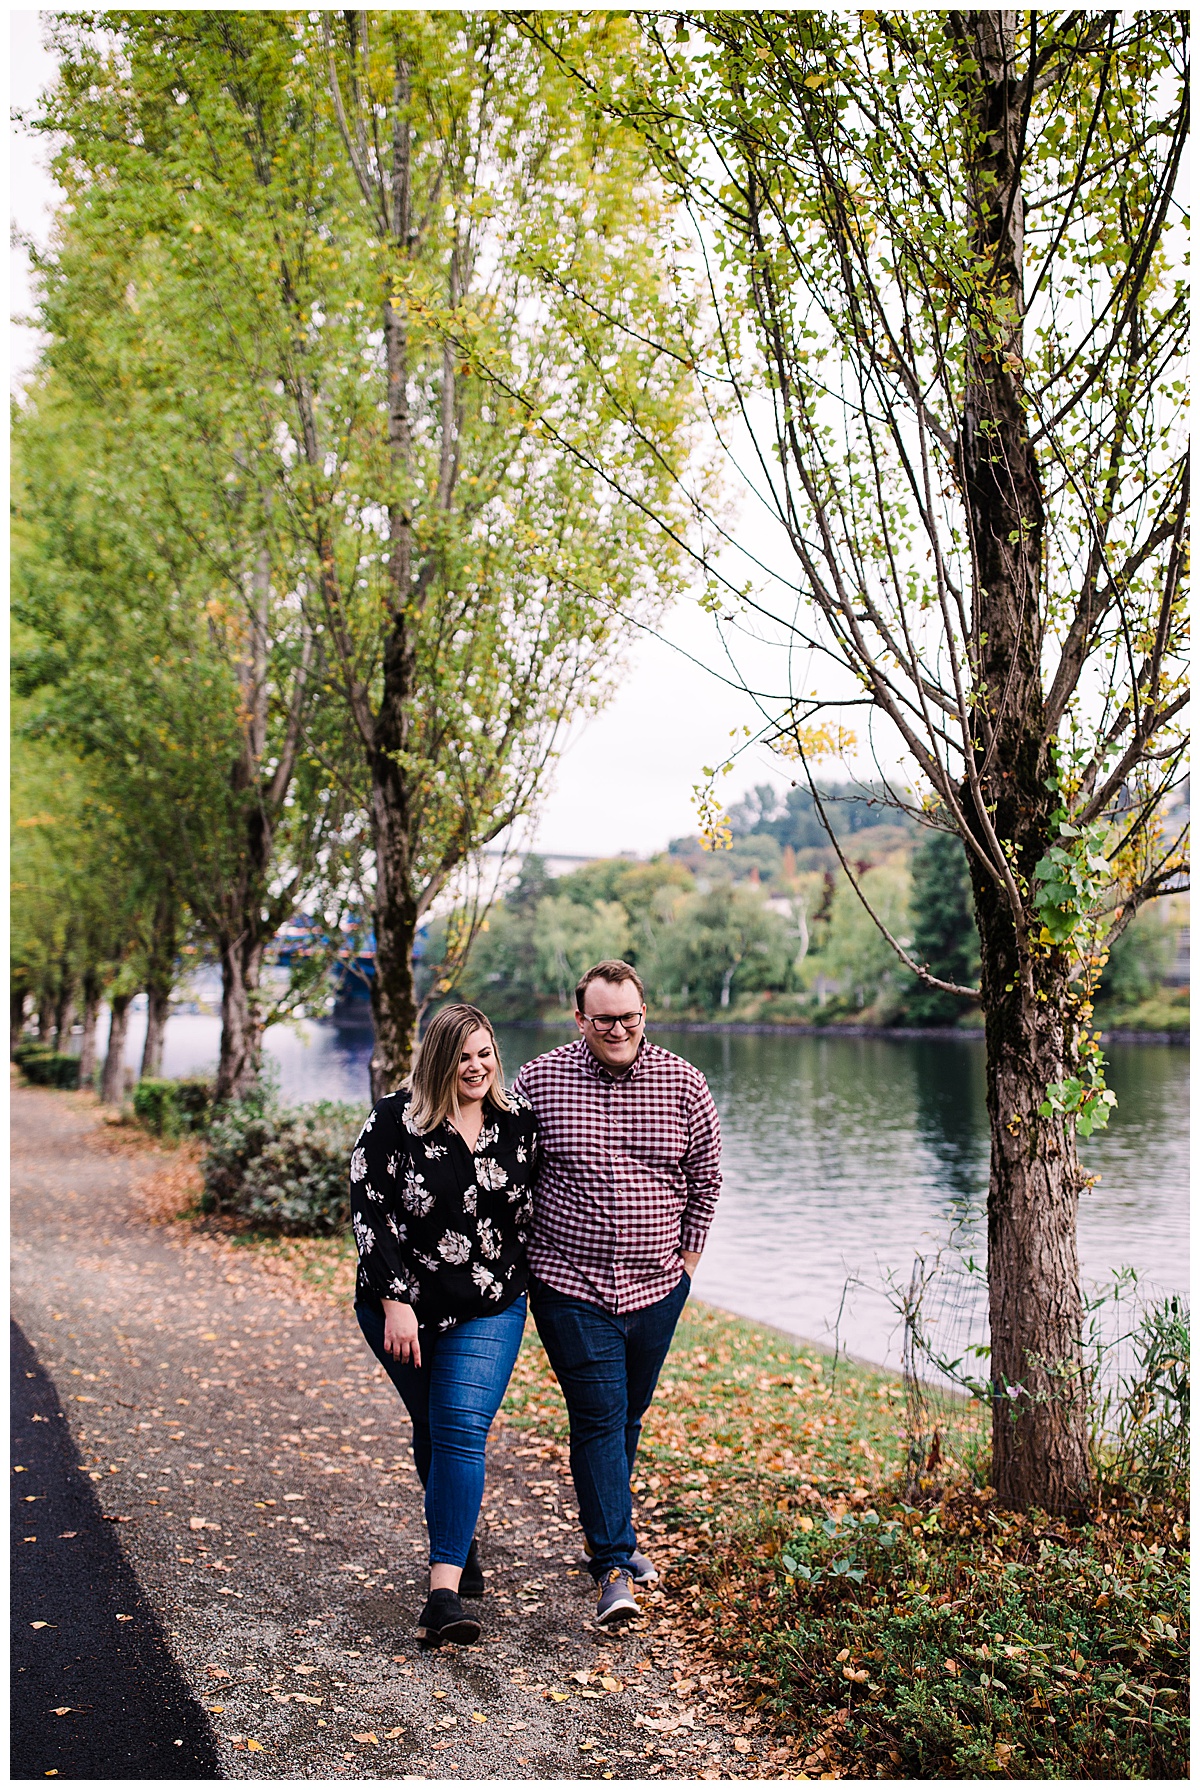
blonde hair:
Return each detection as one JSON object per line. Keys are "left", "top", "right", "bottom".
{"left": 403, "top": 1003, "right": 511, "bottom": 1134}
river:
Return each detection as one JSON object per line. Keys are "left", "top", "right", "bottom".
{"left": 111, "top": 1002, "right": 1188, "bottom": 1371}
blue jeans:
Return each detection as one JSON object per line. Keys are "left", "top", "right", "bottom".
{"left": 356, "top": 1296, "right": 526, "bottom": 1568}
{"left": 530, "top": 1273, "right": 690, "bottom": 1580}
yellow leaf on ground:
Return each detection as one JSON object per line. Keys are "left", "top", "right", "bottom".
{"left": 600, "top": 1676, "right": 622, "bottom": 1691}
{"left": 352, "top": 1732, "right": 379, "bottom": 1745}
{"left": 471, "top": 1711, "right": 487, "bottom": 1724}
{"left": 246, "top": 1738, "right": 264, "bottom": 1752}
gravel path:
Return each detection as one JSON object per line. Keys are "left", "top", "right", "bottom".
{"left": 11, "top": 1082, "right": 759, "bottom": 1781}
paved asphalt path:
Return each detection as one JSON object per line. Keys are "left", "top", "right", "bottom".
{"left": 10, "top": 1082, "right": 761, "bottom": 1781}
{"left": 11, "top": 1317, "right": 221, "bottom": 1778}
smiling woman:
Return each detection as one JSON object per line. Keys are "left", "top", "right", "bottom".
{"left": 349, "top": 1002, "right": 539, "bottom": 1648}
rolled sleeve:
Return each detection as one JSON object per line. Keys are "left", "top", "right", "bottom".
{"left": 678, "top": 1080, "right": 722, "bottom": 1254}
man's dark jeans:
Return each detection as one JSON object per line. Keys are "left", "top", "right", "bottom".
{"left": 529, "top": 1272, "right": 690, "bottom": 1581}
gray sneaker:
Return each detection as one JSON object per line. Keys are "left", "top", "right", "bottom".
{"left": 584, "top": 1538, "right": 659, "bottom": 1584}
{"left": 595, "top": 1568, "right": 640, "bottom": 1626}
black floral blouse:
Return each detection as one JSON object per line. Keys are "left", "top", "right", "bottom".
{"left": 349, "top": 1089, "right": 538, "bottom": 1332}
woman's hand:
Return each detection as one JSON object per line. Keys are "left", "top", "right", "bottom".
{"left": 381, "top": 1299, "right": 421, "bottom": 1368}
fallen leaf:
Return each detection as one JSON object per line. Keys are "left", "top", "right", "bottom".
{"left": 116, "top": 1614, "right": 134, "bottom": 1623}
{"left": 246, "top": 1737, "right": 264, "bottom": 1752}
{"left": 471, "top": 1711, "right": 487, "bottom": 1724}
{"left": 547, "top": 1691, "right": 569, "bottom": 1702}
{"left": 292, "top": 1664, "right": 316, "bottom": 1675}
{"left": 995, "top": 1743, "right": 1014, "bottom": 1766}
{"left": 208, "top": 1705, "right": 225, "bottom": 1715}
{"left": 207, "top": 1665, "right": 230, "bottom": 1679}
{"left": 283, "top": 1493, "right": 305, "bottom": 1502}
{"left": 291, "top": 1694, "right": 322, "bottom": 1706}
{"left": 352, "top": 1732, "right": 379, "bottom": 1745}
{"left": 843, "top": 1666, "right": 869, "bottom": 1683}
{"left": 52, "top": 1707, "right": 72, "bottom": 1716}
{"left": 600, "top": 1675, "right": 622, "bottom": 1692}
{"left": 59, "top": 1532, "right": 78, "bottom": 1539}
{"left": 31, "top": 1621, "right": 54, "bottom": 1630}
{"left": 571, "top": 1670, "right": 591, "bottom": 1685}
{"left": 734, "top": 1738, "right": 752, "bottom": 1754}
{"left": 385, "top": 1727, "right": 404, "bottom": 1738}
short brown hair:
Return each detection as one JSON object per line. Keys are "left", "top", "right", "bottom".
{"left": 575, "top": 960, "right": 645, "bottom": 1015}
{"left": 403, "top": 1002, "right": 511, "bottom": 1133}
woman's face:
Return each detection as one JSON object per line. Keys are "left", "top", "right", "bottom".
{"left": 456, "top": 1027, "right": 496, "bottom": 1107}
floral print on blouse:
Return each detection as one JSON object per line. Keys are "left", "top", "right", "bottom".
{"left": 350, "top": 1089, "right": 537, "bottom": 1331}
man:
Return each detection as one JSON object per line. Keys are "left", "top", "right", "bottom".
{"left": 512, "top": 959, "right": 722, "bottom": 1626}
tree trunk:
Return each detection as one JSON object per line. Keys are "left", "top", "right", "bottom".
{"left": 11, "top": 977, "right": 30, "bottom": 1055}
{"left": 78, "top": 969, "right": 102, "bottom": 1087}
{"left": 955, "top": 11, "right": 1090, "bottom": 1512}
{"left": 366, "top": 52, "right": 421, "bottom": 1102}
{"left": 53, "top": 959, "right": 77, "bottom": 1053}
{"left": 141, "top": 882, "right": 178, "bottom": 1080}
{"left": 974, "top": 880, "right": 1091, "bottom": 1513}
{"left": 100, "top": 993, "right": 132, "bottom": 1105}
{"left": 215, "top": 934, "right": 267, "bottom": 1103}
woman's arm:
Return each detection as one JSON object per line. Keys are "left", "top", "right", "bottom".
{"left": 350, "top": 1103, "right": 422, "bottom": 1318}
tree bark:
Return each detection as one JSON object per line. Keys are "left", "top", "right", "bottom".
{"left": 141, "top": 881, "right": 178, "bottom": 1081}
{"left": 954, "top": 10, "right": 1090, "bottom": 1513}
{"left": 78, "top": 968, "right": 102, "bottom": 1086}
{"left": 216, "top": 932, "right": 267, "bottom": 1102}
{"left": 100, "top": 993, "right": 132, "bottom": 1105}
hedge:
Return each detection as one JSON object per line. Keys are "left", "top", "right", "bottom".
{"left": 201, "top": 1098, "right": 366, "bottom": 1235}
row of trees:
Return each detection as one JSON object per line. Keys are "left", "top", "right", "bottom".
{"left": 13, "top": 11, "right": 706, "bottom": 1100}
{"left": 451, "top": 813, "right": 981, "bottom": 1025}
{"left": 13, "top": 11, "right": 1187, "bottom": 1512}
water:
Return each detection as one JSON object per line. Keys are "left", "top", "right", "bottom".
{"left": 112, "top": 1005, "right": 1188, "bottom": 1369}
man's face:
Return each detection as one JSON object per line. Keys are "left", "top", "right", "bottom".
{"left": 576, "top": 978, "right": 646, "bottom": 1073}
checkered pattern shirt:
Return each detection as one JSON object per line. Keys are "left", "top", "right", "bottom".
{"left": 511, "top": 1036, "right": 722, "bottom": 1314}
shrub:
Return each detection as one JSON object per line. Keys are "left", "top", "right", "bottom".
{"left": 202, "top": 1099, "right": 366, "bottom": 1235}
{"left": 14, "top": 1043, "right": 81, "bottom": 1089}
{"left": 132, "top": 1076, "right": 215, "bottom": 1139}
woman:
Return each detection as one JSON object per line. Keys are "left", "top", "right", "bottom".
{"left": 351, "top": 1003, "right": 536, "bottom": 1647}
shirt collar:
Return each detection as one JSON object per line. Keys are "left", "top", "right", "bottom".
{"left": 577, "top": 1034, "right": 649, "bottom": 1083}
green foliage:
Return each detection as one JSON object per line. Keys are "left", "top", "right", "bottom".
{"left": 1097, "top": 906, "right": 1177, "bottom": 1010}
{"left": 900, "top": 831, "right": 981, "bottom": 1025}
{"left": 1111, "top": 1297, "right": 1189, "bottom": 1497}
{"left": 202, "top": 1099, "right": 366, "bottom": 1236}
{"left": 14, "top": 1043, "right": 81, "bottom": 1090}
{"left": 643, "top": 883, "right": 796, "bottom": 1011}
{"left": 1038, "top": 1040, "right": 1118, "bottom": 1138}
{"left": 813, "top": 865, "right": 911, "bottom": 1015}
{"left": 1033, "top": 813, "right": 1111, "bottom": 949}
{"left": 131, "top": 1077, "right": 215, "bottom": 1140}
{"left": 741, "top": 1488, "right": 1189, "bottom": 1779}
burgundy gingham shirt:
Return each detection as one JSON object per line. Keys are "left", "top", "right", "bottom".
{"left": 511, "top": 1036, "right": 722, "bottom": 1314}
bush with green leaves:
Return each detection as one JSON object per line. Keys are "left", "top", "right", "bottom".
{"left": 132, "top": 1076, "right": 214, "bottom": 1139}
{"left": 201, "top": 1099, "right": 366, "bottom": 1235}
{"left": 15, "top": 1042, "right": 81, "bottom": 1089}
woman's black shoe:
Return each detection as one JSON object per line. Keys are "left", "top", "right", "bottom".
{"left": 416, "top": 1588, "right": 481, "bottom": 1647}
{"left": 459, "top": 1538, "right": 485, "bottom": 1599}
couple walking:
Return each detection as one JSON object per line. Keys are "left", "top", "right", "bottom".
{"left": 350, "top": 959, "right": 722, "bottom": 1646}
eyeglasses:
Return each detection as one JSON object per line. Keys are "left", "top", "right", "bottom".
{"left": 582, "top": 1011, "right": 644, "bottom": 1035}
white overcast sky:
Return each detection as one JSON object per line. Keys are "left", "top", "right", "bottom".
{"left": 9, "top": 11, "right": 874, "bottom": 860}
